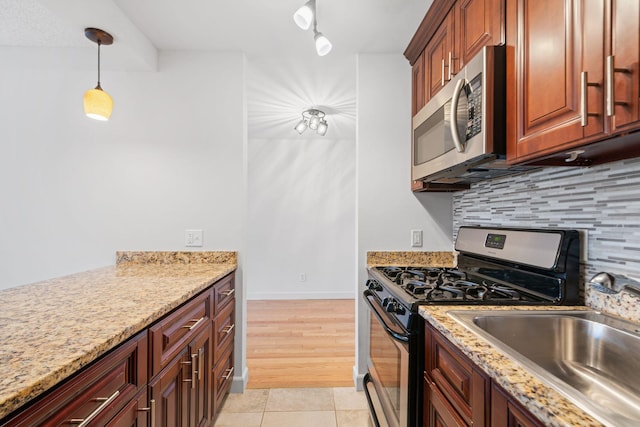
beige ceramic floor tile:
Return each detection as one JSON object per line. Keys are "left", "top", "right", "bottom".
{"left": 333, "top": 387, "right": 369, "bottom": 411}
{"left": 265, "top": 387, "right": 335, "bottom": 411}
{"left": 213, "top": 412, "right": 263, "bottom": 427}
{"left": 261, "top": 410, "right": 337, "bottom": 427}
{"left": 219, "top": 389, "right": 270, "bottom": 413}
{"left": 336, "top": 410, "right": 373, "bottom": 427}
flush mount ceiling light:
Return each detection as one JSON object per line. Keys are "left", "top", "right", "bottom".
{"left": 293, "top": 0, "right": 332, "bottom": 56}
{"left": 83, "top": 27, "right": 114, "bottom": 121}
{"left": 294, "top": 108, "right": 329, "bottom": 136}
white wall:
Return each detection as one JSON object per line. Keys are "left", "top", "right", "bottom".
{"left": 0, "top": 50, "right": 245, "bottom": 289}
{"left": 246, "top": 137, "right": 356, "bottom": 299}
{"left": 354, "top": 53, "right": 454, "bottom": 386}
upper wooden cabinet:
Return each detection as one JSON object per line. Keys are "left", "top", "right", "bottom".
{"left": 405, "top": 0, "right": 505, "bottom": 114}
{"left": 506, "top": 0, "right": 640, "bottom": 165}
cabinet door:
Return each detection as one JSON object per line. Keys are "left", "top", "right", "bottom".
{"left": 608, "top": 0, "right": 640, "bottom": 132}
{"left": 106, "top": 390, "right": 148, "bottom": 427}
{"left": 456, "top": 0, "right": 504, "bottom": 69}
{"left": 491, "top": 382, "right": 542, "bottom": 427}
{"left": 413, "top": 51, "right": 426, "bottom": 115}
{"left": 425, "top": 377, "right": 469, "bottom": 427}
{"left": 426, "top": 13, "right": 456, "bottom": 100}
{"left": 149, "top": 349, "right": 189, "bottom": 427}
{"left": 188, "top": 325, "right": 212, "bottom": 427}
{"left": 506, "top": 0, "right": 605, "bottom": 162}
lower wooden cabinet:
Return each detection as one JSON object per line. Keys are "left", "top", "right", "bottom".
{"left": 424, "top": 320, "right": 543, "bottom": 427}
{"left": 2, "top": 272, "right": 236, "bottom": 427}
{"left": 491, "top": 382, "right": 542, "bottom": 427}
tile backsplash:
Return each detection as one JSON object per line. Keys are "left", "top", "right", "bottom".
{"left": 452, "top": 157, "right": 640, "bottom": 320}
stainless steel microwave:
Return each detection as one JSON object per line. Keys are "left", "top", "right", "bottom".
{"left": 412, "top": 45, "right": 525, "bottom": 185}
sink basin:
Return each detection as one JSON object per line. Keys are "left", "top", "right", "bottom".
{"left": 447, "top": 310, "right": 640, "bottom": 426}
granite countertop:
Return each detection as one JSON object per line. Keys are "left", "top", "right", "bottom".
{"left": 0, "top": 252, "right": 236, "bottom": 420}
{"left": 419, "top": 305, "right": 604, "bottom": 427}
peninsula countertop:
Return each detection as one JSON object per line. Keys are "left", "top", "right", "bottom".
{"left": 0, "top": 253, "right": 236, "bottom": 420}
{"left": 420, "top": 305, "right": 603, "bottom": 427}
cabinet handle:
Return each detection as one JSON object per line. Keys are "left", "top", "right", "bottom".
{"left": 198, "top": 348, "right": 204, "bottom": 381}
{"left": 138, "top": 398, "right": 156, "bottom": 427}
{"left": 182, "top": 353, "right": 198, "bottom": 389}
{"left": 223, "top": 324, "right": 235, "bottom": 335}
{"left": 222, "top": 288, "right": 235, "bottom": 297}
{"left": 222, "top": 367, "right": 235, "bottom": 381}
{"left": 182, "top": 316, "right": 206, "bottom": 331}
{"left": 69, "top": 390, "right": 120, "bottom": 427}
{"left": 580, "top": 71, "right": 600, "bottom": 126}
{"left": 448, "top": 51, "right": 456, "bottom": 80}
{"left": 606, "top": 55, "right": 630, "bottom": 117}
{"left": 441, "top": 59, "right": 446, "bottom": 86}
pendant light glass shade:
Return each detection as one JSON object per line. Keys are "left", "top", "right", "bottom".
{"left": 317, "top": 119, "right": 328, "bottom": 136}
{"left": 293, "top": 0, "right": 315, "bottom": 30}
{"left": 84, "top": 86, "right": 113, "bottom": 121}
{"left": 294, "top": 119, "right": 308, "bottom": 134}
{"left": 314, "top": 31, "right": 332, "bottom": 56}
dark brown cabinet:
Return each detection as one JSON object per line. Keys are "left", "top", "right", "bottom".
{"left": 2, "top": 272, "right": 236, "bottom": 427}
{"left": 4, "top": 332, "right": 148, "bottom": 427}
{"left": 491, "top": 382, "right": 542, "bottom": 427}
{"left": 406, "top": 0, "right": 504, "bottom": 116}
{"left": 506, "top": 0, "right": 640, "bottom": 165}
{"left": 424, "top": 321, "right": 488, "bottom": 427}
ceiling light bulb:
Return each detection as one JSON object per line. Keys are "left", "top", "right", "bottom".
{"left": 309, "top": 114, "right": 321, "bottom": 130}
{"left": 294, "top": 118, "right": 308, "bottom": 134}
{"left": 293, "top": 0, "right": 315, "bottom": 30}
{"left": 84, "top": 85, "right": 113, "bottom": 121}
{"left": 317, "top": 119, "right": 328, "bottom": 136}
{"left": 314, "top": 31, "right": 332, "bottom": 56}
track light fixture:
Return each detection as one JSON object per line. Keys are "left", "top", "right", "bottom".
{"left": 294, "top": 109, "right": 329, "bottom": 136}
{"left": 83, "top": 27, "right": 114, "bottom": 121}
{"left": 293, "top": 0, "right": 332, "bottom": 56}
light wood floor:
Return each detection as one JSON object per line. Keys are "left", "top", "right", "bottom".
{"left": 246, "top": 299, "right": 356, "bottom": 389}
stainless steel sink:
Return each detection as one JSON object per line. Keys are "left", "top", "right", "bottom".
{"left": 447, "top": 310, "right": 640, "bottom": 426}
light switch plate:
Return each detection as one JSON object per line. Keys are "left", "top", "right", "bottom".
{"left": 411, "top": 229, "right": 423, "bottom": 247}
{"left": 185, "top": 229, "right": 203, "bottom": 247}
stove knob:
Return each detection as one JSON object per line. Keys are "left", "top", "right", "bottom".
{"left": 366, "top": 280, "right": 382, "bottom": 292}
{"left": 385, "top": 299, "right": 398, "bottom": 313}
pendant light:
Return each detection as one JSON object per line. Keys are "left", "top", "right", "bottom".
{"left": 293, "top": 0, "right": 332, "bottom": 56}
{"left": 294, "top": 109, "right": 328, "bottom": 136}
{"left": 83, "top": 28, "right": 114, "bottom": 121}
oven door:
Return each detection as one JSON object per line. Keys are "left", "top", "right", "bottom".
{"left": 363, "top": 290, "right": 410, "bottom": 427}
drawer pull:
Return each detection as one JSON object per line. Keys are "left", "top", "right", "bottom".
{"left": 221, "top": 288, "right": 235, "bottom": 297}
{"left": 69, "top": 390, "right": 120, "bottom": 426}
{"left": 182, "top": 316, "right": 206, "bottom": 331}
{"left": 223, "top": 324, "right": 235, "bottom": 335}
{"left": 222, "top": 367, "right": 235, "bottom": 381}
{"left": 198, "top": 348, "right": 204, "bottom": 381}
{"left": 138, "top": 398, "right": 155, "bottom": 427}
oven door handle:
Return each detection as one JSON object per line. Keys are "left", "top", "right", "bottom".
{"left": 363, "top": 290, "right": 410, "bottom": 343}
{"left": 362, "top": 373, "right": 382, "bottom": 427}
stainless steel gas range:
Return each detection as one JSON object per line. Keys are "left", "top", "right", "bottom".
{"left": 362, "top": 226, "right": 581, "bottom": 427}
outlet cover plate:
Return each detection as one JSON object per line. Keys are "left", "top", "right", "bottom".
{"left": 185, "top": 229, "right": 203, "bottom": 247}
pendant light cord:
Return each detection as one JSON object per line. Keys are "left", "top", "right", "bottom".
{"left": 96, "top": 41, "right": 102, "bottom": 89}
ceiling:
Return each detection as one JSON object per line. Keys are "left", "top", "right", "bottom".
{"left": 0, "top": 0, "right": 432, "bottom": 139}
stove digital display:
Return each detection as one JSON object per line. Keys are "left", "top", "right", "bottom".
{"left": 485, "top": 233, "right": 506, "bottom": 249}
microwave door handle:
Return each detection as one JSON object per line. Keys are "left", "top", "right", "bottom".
{"left": 449, "top": 79, "right": 466, "bottom": 153}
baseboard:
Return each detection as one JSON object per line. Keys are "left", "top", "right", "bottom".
{"left": 230, "top": 366, "right": 249, "bottom": 393}
{"left": 248, "top": 291, "right": 355, "bottom": 300}
{"left": 353, "top": 366, "right": 366, "bottom": 391}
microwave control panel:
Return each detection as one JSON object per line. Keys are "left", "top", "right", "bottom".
{"left": 465, "top": 73, "right": 483, "bottom": 141}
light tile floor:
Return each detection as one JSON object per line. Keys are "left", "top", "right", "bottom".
{"left": 214, "top": 387, "right": 374, "bottom": 427}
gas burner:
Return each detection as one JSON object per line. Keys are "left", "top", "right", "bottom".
{"left": 436, "top": 269, "right": 467, "bottom": 286}
{"left": 405, "top": 280, "right": 435, "bottom": 295}
{"left": 426, "top": 288, "right": 460, "bottom": 301}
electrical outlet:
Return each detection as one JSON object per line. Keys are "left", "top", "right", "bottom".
{"left": 411, "top": 229, "right": 423, "bottom": 247}
{"left": 185, "top": 229, "right": 203, "bottom": 247}
{"left": 299, "top": 273, "right": 307, "bottom": 282}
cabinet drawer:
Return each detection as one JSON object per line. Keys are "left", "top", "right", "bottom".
{"left": 426, "top": 377, "right": 469, "bottom": 427}
{"left": 431, "top": 331, "right": 474, "bottom": 417}
{"left": 149, "top": 289, "right": 212, "bottom": 377}
{"left": 212, "top": 340, "right": 234, "bottom": 417}
{"left": 105, "top": 389, "right": 148, "bottom": 427}
{"left": 5, "top": 332, "right": 147, "bottom": 427}
{"left": 213, "top": 301, "right": 235, "bottom": 360}
{"left": 213, "top": 273, "right": 235, "bottom": 315}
